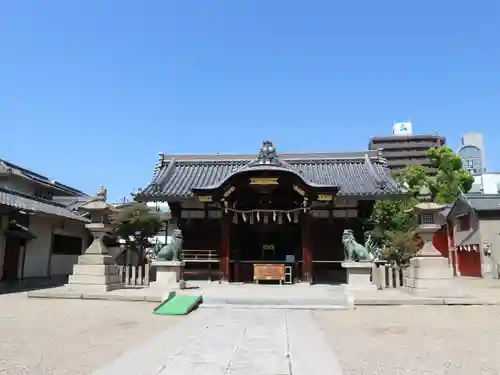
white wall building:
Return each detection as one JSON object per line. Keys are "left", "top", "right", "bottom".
{"left": 0, "top": 159, "right": 90, "bottom": 281}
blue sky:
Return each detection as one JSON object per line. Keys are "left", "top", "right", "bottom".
{"left": 1, "top": 1, "right": 499, "bottom": 202}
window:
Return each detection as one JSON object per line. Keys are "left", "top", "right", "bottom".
{"left": 51, "top": 234, "right": 83, "bottom": 255}
{"left": 418, "top": 213, "right": 434, "bottom": 225}
{"left": 457, "top": 214, "right": 471, "bottom": 231}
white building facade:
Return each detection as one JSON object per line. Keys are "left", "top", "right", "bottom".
{"left": 0, "top": 159, "right": 90, "bottom": 281}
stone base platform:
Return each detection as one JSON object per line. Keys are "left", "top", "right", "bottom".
{"left": 199, "top": 283, "right": 353, "bottom": 310}
{"left": 26, "top": 280, "right": 500, "bottom": 307}
{"left": 65, "top": 254, "right": 123, "bottom": 293}
{"left": 27, "top": 286, "right": 172, "bottom": 303}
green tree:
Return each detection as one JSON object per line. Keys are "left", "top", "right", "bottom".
{"left": 379, "top": 231, "right": 420, "bottom": 267}
{"left": 426, "top": 146, "right": 474, "bottom": 203}
{"left": 395, "top": 164, "right": 430, "bottom": 197}
{"left": 369, "top": 146, "right": 473, "bottom": 265}
{"left": 111, "top": 202, "right": 162, "bottom": 261}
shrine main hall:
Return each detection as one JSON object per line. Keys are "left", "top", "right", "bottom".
{"left": 136, "top": 141, "right": 402, "bottom": 284}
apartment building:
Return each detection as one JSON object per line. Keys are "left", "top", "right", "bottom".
{"left": 368, "top": 134, "right": 445, "bottom": 175}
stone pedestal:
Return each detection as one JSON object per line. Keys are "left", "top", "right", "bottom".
{"left": 150, "top": 260, "right": 185, "bottom": 290}
{"left": 67, "top": 253, "right": 123, "bottom": 293}
{"left": 406, "top": 256, "right": 462, "bottom": 297}
{"left": 342, "top": 261, "right": 376, "bottom": 290}
{"left": 405, "top": 189, "right": 463, "bottom": 298}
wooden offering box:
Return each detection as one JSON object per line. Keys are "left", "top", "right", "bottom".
{"left": 253, "top": 264, "right": 285, "bottom": 284}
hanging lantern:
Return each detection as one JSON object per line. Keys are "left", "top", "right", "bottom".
{"left": 263, "top": 213, "right": 269, "bottom": 225}
{"left": 287, "top": 212, "right": 292, "bottom": 223}
{"left": 242, "top": 212, "right": 247, "bottom": 222}
{"left": 232, "top": 213, "right": 238, "bottom": 224}
{"left": 249, "top": 212, "right": 254, "bottom": 225}
{"left": 273, "top": 211, "right": 277, "bottom": 222}
{"left": 256, "top": 211, "right": 260, "bottom": 222}
{"left": 277, "top": 212, "right": 283, "bottom": 225}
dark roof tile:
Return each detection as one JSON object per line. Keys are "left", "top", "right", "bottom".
{"left": 464, "top": 194, "right": 500, "bottom": 211}
{"left": 0, "top": 187, "right": 89, "bottom": 222}
{"left": 0, "top": 158, "right": 89, "bottom": 197}
{"left": 141, "top": 150, "right": 401, "bottom": 200}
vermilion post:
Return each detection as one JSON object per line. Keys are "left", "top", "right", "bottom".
{"left": 221, "top": 217, "right": 230, "bottom": 282}
{"left": 301, "top": 216, "right": 311, "bottom": 282}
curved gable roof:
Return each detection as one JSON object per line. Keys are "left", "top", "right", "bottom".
{"left": 139, "top": 142, "right": 402, "bottom": 201}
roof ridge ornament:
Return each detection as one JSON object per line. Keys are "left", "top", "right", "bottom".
{"left": 151, "top": 152, "right": 165, "bottom": 182}
{"left": 377, "top": 148, "right": 388, "bottom": 166}
{"left": 257, "top": 140, "right": 278, "bottom": 165}
{"left": 0, "top": 161, "right": 12, "bottom": 175}
{"left": 364, "top": 153, "right": 386, "bottom": 187}
{"left": 236, "top": 140, "right": 302, "bottom": 174}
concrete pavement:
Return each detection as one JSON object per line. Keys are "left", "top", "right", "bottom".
{"left": 91, "top": 308, "right": 343, "bottom": 375}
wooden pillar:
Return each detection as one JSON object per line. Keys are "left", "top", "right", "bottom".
{"left": 234, "top": 244, "right": 240, "bottom": 282}
{"left": 221, "top": 216, "right": 231, "bottom": 282}
{"left": 301, "top": 214, "right": 312, "bottom": 283}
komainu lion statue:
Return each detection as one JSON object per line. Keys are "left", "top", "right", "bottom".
{"left": 342, "top": 229, "right": 379, "bottom": 262}
{"left": 151, "top": 229, "right": 183, "bottom": 261}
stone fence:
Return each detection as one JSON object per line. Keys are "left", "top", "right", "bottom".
{"left": 118, "top": 264, "right": 151, "bottom": 287}
{"left": 373, "top": 264, "right": 408, "bottom": 289}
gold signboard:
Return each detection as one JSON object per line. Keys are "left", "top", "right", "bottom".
{"left": 293, "top": 185, "right": 305, "bottom": 196}
{"left": 317, "top": 194, "right": 333, "bottom": 201}
{"left": 253, "top": 264, "right": 285, "bottom": 283}
{"left": 223, "top": 185, "right": 235, "bottom": 198}
{"left": 198, "top": 195, "right": 213, "bottom": 202}
{"left": 249, "top": 177, "right": 279, "bottom": 185}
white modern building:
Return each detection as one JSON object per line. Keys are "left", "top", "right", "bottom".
{"left": 469, "top": 173, "right": 500, "bottom": 195}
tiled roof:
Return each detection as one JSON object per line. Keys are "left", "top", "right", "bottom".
{"left": 0, "top": 186, "right": 90, "bottom": 222}
{"left": 52, "top": 196, "right": 93, "bottom": 212}
{"left": 464, "top": 194, "right": 500, "bottom": 211}
{"left": 0, "top": 158, "right": 89, "bottom": 197}
{"left": 140, "top": 146, "right": 402, "bottom": 200}
{"left": 447, "top": 194, "right": 500, "bottom": 220}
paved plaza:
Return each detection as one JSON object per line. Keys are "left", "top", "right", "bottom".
{"left": 2, "top": 289, "right": 500, "bottom": 374}
{"left": 91, "top": 308, "right": 343, "bottom": 375}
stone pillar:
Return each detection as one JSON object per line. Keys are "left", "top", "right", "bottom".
{"left": 405, "top": 186, "right": 463, "bottom": 297}
{"left": 66, "top": 186, "right": 123, "bottom": 293}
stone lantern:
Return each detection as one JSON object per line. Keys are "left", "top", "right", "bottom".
{"left": 66, "top": 185, "right": 123, "bottom": 293}
{"left": 405, "top": 185, "right": 462, "bottom": 297}
{"left": 411, "top": 185, "right": 447, "bottom": 257}
{"left": 81, "top": 185, "right": 111, "bottom": 255}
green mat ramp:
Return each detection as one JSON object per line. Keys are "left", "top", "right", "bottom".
{"left": 153, "top": 295, "right": 202, "bottom": 316}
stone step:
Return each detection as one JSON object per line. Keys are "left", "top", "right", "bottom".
{"left": 200, "top": 303, "right": 349, "bottom": 310}
{"left": 200, "top": 292, "right": 352, "bottom": 309}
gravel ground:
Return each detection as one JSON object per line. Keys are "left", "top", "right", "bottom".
{"left": 4, "top": 291, "right": 500, "bottom": 375}
{"left": 0, "top": 292, "right": 181, "bottom": 375}
{"left": 315, "top": 306, "right": 500, "bottom": 375}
